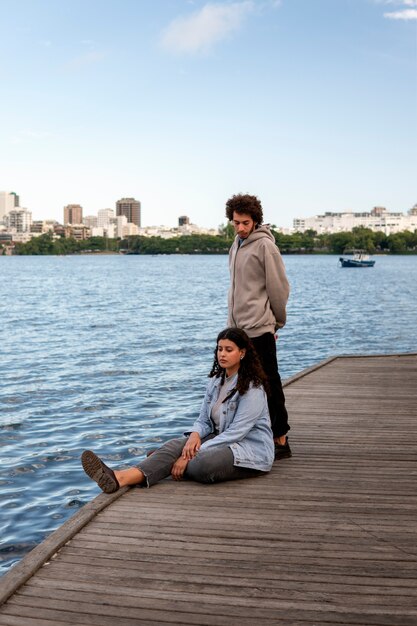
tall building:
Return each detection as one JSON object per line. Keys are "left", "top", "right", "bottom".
{"left": 0, "top": 191, "right": 17, "bottom": 221}
{"left": 116, "top": 197, "right": 141, "bottom": 227}
{"left": 4, "top": 209, "right": 32, "bottom": 232}
{"left": 64, "top": 204, "right": 83, "bottom": 225}
{"left": 178, "top": 215, "right": 190, "bottom": 226}
{"left": 115, "top": 215, "right": 127, "bottom": 238}
{"left": 10, "top": 192, "right": 19, "bottom": 207}
{"left": 97, "top": 208, "right": 115, "bottom": 227}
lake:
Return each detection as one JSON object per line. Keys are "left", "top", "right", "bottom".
{"left": 1, "top": 253, "right": 416, "bottom": 575}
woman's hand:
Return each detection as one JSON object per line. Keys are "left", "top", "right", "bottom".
{"left": 171, "top": 456, "right": 189, "bottom": 480}
{"left": 182, "top": 432, "right": 201, "bottom": 460}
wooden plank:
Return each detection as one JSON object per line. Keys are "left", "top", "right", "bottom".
{"left": 3, "top": 586, "right": 417, "bottom": 625}
{"left": 0, "top": 353, "right": 416, "bottom": 626}
{"left": 18, "top": 565, "right": 417, "bottom": 606}
{"left": 0, "top": 487, "right": 128, "bottom": 607}
{"left": 28, "top": 555, "right": 417, "bottom": 594}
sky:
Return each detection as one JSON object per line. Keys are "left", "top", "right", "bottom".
{"left": 0, "top": 0, "right": 416, "bottom": 229}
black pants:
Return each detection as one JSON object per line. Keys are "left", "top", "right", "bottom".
{"left": 251, "top": 332, "right": 289, "bottom": 439}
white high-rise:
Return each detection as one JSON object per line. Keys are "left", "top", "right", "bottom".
{"left": 0, "top": 191, "right": 17, "bottom": 221}
{"left": 4, "top": 209, "right": 32, "bottom": 232}
{"left": 115, "top": 215, "right": 127, "bottom": 238}
{"left": 97, "top": 208, "right": 115, "bottom": 227}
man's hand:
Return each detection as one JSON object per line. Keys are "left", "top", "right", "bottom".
{"left": 182, "top": 432, "right": 201, "bottom": 460}
{"left": 171, "top": 457, "right": 189, "bottom": 480}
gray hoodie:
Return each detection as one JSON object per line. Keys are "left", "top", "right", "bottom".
{"left": 227, "top": 225, "right": 290, "bottom": 338}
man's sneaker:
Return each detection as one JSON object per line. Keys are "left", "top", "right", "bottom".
{"left": 274, "top": 437, "right": 292, "bottom": 460}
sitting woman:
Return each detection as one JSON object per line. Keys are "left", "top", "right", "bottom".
{"left": 81, "top": 327, "right": 275, "bottom": 493}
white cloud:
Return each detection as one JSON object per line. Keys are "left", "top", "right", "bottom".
{"left": 384, "top": 8, "right": 417, "bottom": 18}
{"left": 375, "top": 0, "right": 417, "bottom": 19}
{"left": 375, "top": 0, "right": 417, "bottom": 5}
{"left": 160, "top": 1, "right": 255, "bottom": 55}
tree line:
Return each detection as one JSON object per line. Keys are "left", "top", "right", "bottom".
{"left": 273, "top": 227, "right": 417, "bottom": 254}
{"left": 4, "top": 226, "right": 417, "bottom": 256}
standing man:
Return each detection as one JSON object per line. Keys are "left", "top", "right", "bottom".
{"left": 226, "top": 193, "right": 291, "bottom": 459}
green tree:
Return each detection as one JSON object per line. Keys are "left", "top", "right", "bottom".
{"left": 387, "top": 233, "right": 407, "bottom": 253}
{"left": 14, "top": 232, "right": 55, "bottom": 255}
{"left": 218, "top": 222, "right": 235, "bottom": 240}
{"left": 327, "top": 232, "right": 354, "bottom": 254}
{"left": 372, "top": 231, "right": 389, "bottom": 252}
{"left": 350, "top": 227, "right": 376, "bottom": 253}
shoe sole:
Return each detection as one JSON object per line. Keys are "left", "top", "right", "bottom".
{"left": 81, "top": 450, "right": 119, "bottom": 494}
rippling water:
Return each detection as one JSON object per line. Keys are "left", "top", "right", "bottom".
{"left": 1, "top": 254, "right": 416, "bottom": 575}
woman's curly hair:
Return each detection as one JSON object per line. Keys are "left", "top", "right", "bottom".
{"left": 225, "top": 194, "right": 264, "bottom": 225}
{"left": 209, "top": 327, "right": 269, "bottom": 397}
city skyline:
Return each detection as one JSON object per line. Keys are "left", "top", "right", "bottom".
{"left": 1, "top": 188, "right": 416, "bottom": 231}
{"left": 1, "top": 0, "right": 416, "bottom": 229}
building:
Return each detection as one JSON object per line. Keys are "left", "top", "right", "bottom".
{"left": 53, "top": 224, "right": 66, "bottom": 238}
{"left": 122, "top": 222, "right": 139, "bottom": 236}
{"left": 97, "top": 208, "right": 115, "bottom": 227}
{"left": 137, "top": 222, "right": 219, "bottom": 238}
{"left": 293, "top": 206, "right": 417, "bottom": 235}
{"left": 114, "top": 215, "right": 127, "bottom": 238}
{"left": 83, "top": 215, "right": 98, "bottom": 229}
{"left": 8, "top": 232, "right": 32, "bottom": 244}
{"left": 30, "top": 220, "right": 56, "bottom": 234}
{"left": 177, "top": 219, "right": 219, "bottom": 236}
{"left": 0, "top": 233, "right": 13, "bottom": 245}
{"left": 90, "top": 224, "right": 116, "bottom": 238}
{"left": 0, "top": 191, "right": 18, "bottom": 221}
{"left": 64, "top": 225, "right": 90, "bottom": 240}
{"left": 64, "top": 204, "right": 83, "bottom": 225}
{"left": 3, "top": 209, "right": 32, "bottom": 233}
{"left": 116, "top": 197, "right": 141, "bottom": 227}
{"left": 10, "top": 192, "right": 19, "bottom": 207}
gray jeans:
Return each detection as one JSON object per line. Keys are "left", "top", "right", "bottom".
{"left": 137, "top": 436, "right": 265, "bottom": 488}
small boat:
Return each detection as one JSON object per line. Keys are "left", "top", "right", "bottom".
{"left": 339, "top": 250, "right": 375, "bottom": 267}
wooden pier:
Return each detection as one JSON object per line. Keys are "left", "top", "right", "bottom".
{"left": 0, "top": 353, "right": 416, "bottom": 625}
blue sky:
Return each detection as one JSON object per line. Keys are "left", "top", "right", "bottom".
{"left": 1, "top": 0, "right": 416, "bottom": 228}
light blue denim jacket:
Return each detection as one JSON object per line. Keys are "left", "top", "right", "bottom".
{"left": 187, "top": 376, "right": 274, "bottom": 472}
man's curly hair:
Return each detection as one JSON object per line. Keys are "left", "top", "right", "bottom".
{"left": 225, "top": 194, "right": 263, "bottom": 225}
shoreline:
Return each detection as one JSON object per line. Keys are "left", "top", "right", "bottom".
{"left": 3, "top": 251, "right": 416, "bottom": 257}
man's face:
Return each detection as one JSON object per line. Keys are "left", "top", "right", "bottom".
{"left": 232, "top": 212, "right": 256, "bottom": 239}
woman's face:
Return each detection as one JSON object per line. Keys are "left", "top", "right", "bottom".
{"left": 217, "top": 339, "right": 246, "bottom": 376}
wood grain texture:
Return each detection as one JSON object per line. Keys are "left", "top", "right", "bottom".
{"left": 1, "top": 353, "right": 416, "bottom": 625}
